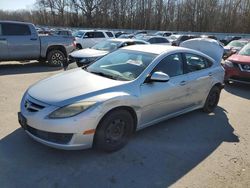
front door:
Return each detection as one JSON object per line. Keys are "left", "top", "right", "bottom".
{"left": 139, "top": 53, "right": 191, "bottom": 126}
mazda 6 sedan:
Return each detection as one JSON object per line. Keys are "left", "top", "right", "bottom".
{"left": 18, "top": 39, "right": 225, "bottom": 152}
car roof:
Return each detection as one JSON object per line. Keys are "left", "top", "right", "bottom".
{"left": 122, "top": 44, "right": 184, "bottom": 55}
{"left": 78, "top": 30, "right": 103, "bottom": 32}
{"left": 108, "top": 38, "right": 147, "bottom": 43}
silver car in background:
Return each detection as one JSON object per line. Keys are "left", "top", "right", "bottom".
{"left": 18, "top": 38, "right": 225, "bottom": 152}
{"left": 68, "top": 38, "right": 148, "bottom": 67}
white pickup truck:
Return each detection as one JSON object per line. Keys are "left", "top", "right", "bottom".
{"left": 0, "top": 21, "right": 75, "bottom": 66}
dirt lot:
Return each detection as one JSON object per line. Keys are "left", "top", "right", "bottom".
{"left": 0, "top": 61, "right": 250, "bottom": 188}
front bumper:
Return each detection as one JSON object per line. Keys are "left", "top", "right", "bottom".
{"left": 223, "top": 65, "right": 250, "bottom": 84}
{"left": 18, "top": 95, "right": 101, "bottom": 150}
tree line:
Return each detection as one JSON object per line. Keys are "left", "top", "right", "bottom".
{"left": 0, "top": 0, "right": 250, "bottom": 33}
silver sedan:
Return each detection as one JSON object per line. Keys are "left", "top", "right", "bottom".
{"left": 18, "top": 39, "right": 225, "bottom": 152}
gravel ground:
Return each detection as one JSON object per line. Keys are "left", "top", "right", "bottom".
{"left": 0, "top": 61, "right": 249, "bottom": 188}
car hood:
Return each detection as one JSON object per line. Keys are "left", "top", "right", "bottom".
{"left": 228, "top": 54, "right": 250, "bottom": 64}
{"left": 180, "top": 38, "right": 224, "bottom": 63}
{"left": 70, "top": 48, "right": 108, "bottom": 58}
{"left": 27, "top": 68, "right": 127, "bottom": 106}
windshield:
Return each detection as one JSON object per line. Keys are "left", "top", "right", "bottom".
{"left": 92, "top": 40, "right": 121, "bottom": 51}
{"left": 73, "top": 31, "right": 85, "bottom": 38}
{"left": 227, "top": 41, "right": 248, "bottom": 48}
{"left": 86, "top": 49, "right": 157, "bottom": 81}
{"left": 238, "top": 44, "right": 250, "bottom": 56}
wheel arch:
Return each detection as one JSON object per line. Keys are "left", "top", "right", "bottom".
{"left": 96, "top": 106, "right": 138, "bottom": 133}
{"left": 46, "top": 45, "right": 67, "bottom": 59}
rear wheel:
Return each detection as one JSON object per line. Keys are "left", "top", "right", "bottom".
{"left": 203, "top": 86, "right": 221, "bottom": 113}
{"left": 94, "top": 109, "right": 134, "bottom": 152}
{"left": 76, "top": 44, "right": 82, "bottom": 50}
{"left": 47, "top": 50, "right": 66, "bottom": 67}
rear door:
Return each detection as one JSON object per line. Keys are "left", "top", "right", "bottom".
{"left": 183, "top": 53, "right": 214, "bottom": 105}
{"left": 94, "top": 32, "right": 106, "bottom": 44}
{"left": 2, "top": 23, "right": 40, "bottom": 60}
{"left": 0, "top": 23, "right": 9, "bottom": 60}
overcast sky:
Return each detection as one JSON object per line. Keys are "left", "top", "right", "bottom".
{"left": 0, "top": 0, "right": 35, "bottom": 11}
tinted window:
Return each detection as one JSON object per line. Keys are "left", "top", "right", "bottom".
{"left": 85, "top": 32, "right": 94, "bottom": 38}
{"left": 155, "top": 37, "right": 169, "bottom": 43}
{"left": 0, "top": 24, "right": 2, "bottom": 35}
{"left": 135, "top": 41, "right": 146, "bottom": 44}
{"left": 105, "top": 32, "right": 114, "bottom": 37}
{"left": 148, "top": 38, "right": 156, "bottom": 43}
{"left": 184, "top": 53, "right": 213, "bottom": 72}
{"left": 2, "top": 23, "right": 31, "bottom": 35}
{"left": 153, "top": 53, "right": 184, "bottom": 77}
{"left": 94, "top": 32, "right": 105, "bottom": 38}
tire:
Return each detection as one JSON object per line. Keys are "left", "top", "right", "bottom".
{"left": 94, "top": 109, "right": 134, "bottom": 152}
{"left": 203, "top": 86, "right": 221, "bottom": 113}
{"left": 76, "top": 62, "right": 83, "bottom": 67}
{"left": 76, "top": 44, "right": 82, "bottom": 50}
{"left": 47, "top": 50, "right": 66, "bottom": 67}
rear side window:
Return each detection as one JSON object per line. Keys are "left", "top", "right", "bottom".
{"left": 148, "top": 38, "right": 156, "bottom": 44}
{"left": 85, "top": 32, "right": 94, "bottom": 38}
{"left": 184, "top": 53, "right": 213, "bottom": 72}
{"left": 155, "top": 37, "right": 169, "bottom": 43}
{"left": 2, "top": 23, "right": 31, "bottom": 36}
{"left": 105, "top": 32, "right": 114, "bottom": 37}
{"left": 153, "top": 53, "right": 184, "bottom": 77}
{"left": 94, "top": 32, "right": 105, "bottom": 38}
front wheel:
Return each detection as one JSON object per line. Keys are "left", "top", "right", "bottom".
{"left": 203, "top": 86, "right": 221, "bottom": 113}
{"left": 47, "top": 50, "right": 66, "bottom": 67}
{"left": 94, "top": 109, "right": 134, "bottom": 152}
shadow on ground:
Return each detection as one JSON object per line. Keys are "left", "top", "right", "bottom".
{"left": 0, "top": 61, "right": 62, "bottom": 76}
{"left": 224, "top": 83, "right": 250, "bottom": 100}
{"left": 0, "top": 107, "right": 238, "bottom": 188}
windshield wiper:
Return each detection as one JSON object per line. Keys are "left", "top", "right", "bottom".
{"left": 89, "top": 70, "right": 118, "bottom": 80}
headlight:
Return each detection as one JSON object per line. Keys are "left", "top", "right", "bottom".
{"left": 223, "top": 60, "right": 234, "bottom": 67}
{"left": 48, "top": 102, "right": 96, "bottom": 118}
{"left": 79, "top": 57, "right": 96, "bottom": 63}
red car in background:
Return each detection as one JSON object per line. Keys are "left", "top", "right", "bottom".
{"left": 222, "top": 43, "right": 250, "bottom": 84}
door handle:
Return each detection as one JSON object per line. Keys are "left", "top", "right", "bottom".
{"left": 180, "top": 81, "right": 186, "bottom": 86}
{"left": 30, "top": 38, "right": 38, "bottom": 40}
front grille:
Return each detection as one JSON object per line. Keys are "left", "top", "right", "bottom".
{"left": 27, "top": 125, "right": 73, "bottom": 144}
{"left": 25, "top": 99, "right": 45, "bottom": 112}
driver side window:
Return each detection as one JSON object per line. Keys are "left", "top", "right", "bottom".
{"left": 153, "top": 53, "right": 184, "bottom": 77}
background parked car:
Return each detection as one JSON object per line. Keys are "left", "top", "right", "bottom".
{"left": 172, "top": 35, "right": 199, "bottom": 46}
{"left": 222, "top": 43, "right": 250, "bottom": 84}
{"left": 52, "top": 29, "right": 72, "bottom": 37}
{"left": 73, "top": 30, "right": 110, "bottom": 49}
{"left": 136, "top": 35, "right": 171, "bottom": 45}
{"left": 0, "top": 21, "right": 75, "bottom": 67}
{"left": 154, "top": 31, "right": 176, "bottom": 37}
{"left": 223, "top": 39, "right": 249, "bottom": 59}
{"left": 69, "top": 38, "right": 148, "bottom": 67}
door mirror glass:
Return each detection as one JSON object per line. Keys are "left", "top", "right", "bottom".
{"left": 149, "top": 72, "right": 170, "bottom": 82}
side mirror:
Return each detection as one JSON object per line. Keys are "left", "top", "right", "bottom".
{"left": 146, "top": 72, "right": 170, "bottom": 83}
